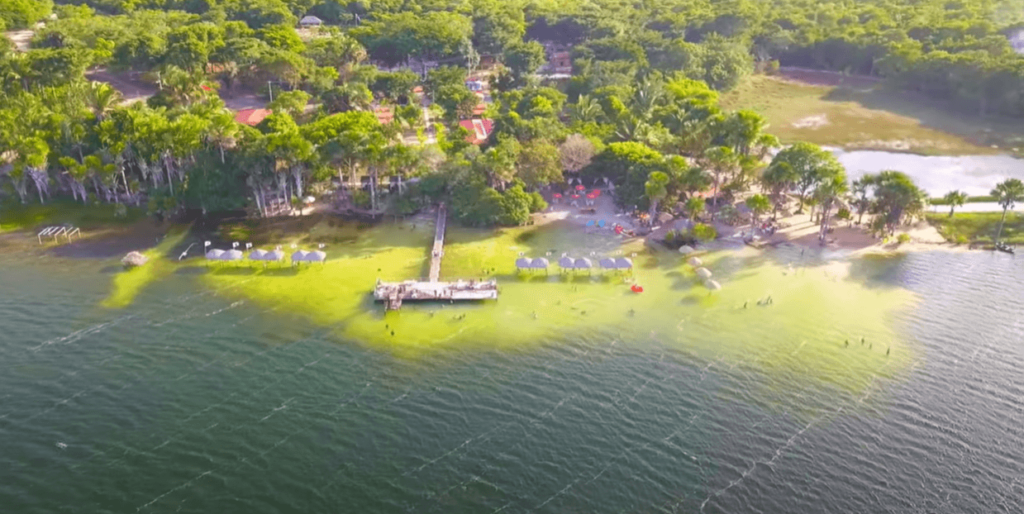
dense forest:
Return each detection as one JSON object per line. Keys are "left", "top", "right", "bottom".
{"left": 4, "top": 0, "right": 1019, "bottom": 233}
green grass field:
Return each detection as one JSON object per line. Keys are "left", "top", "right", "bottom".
{"left": 722, "top": 75, "right": 1024, "bottom": 156}
{"left": 926, "top": 212, "right": 1024, "bottom": 245}
{"left": 0, "top": 200, "right": 145, "bottom": 233}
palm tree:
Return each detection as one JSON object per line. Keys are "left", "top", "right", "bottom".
{"left": 568, "top": 94, "right": 602, "bottom": 124}
{"left": 645, "top": 171, "right": 669, "bottom": 220}
{"left": 761, "top": 161, "right": 797, "bottom": 220}
{"left": 745, "top": 194, "right": 771, "bottom": 230}
{"left": 204, "top": 113, "right": 239, "bottom": 163}
{"left": 942, "top": 190, "right": 969, "bottom": 217}
{"left": 685, "top": 196, "right": 705, "bottom": 222}
{"left": 814, "top": 173, "right": 849, "bottom": 244}
{"left": 851, "top": 177, "right": 872, "bottom": 225}
{"left": 703, "top": 146, "right": 738, "bottom": 216}
{"left": 992, "top": 178, "right": 1024, "bottom": 242}
{"left": 87, "top": 81, "right": 123, "bottom": 121}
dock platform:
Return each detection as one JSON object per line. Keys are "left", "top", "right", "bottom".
{"left": 374, "top": 203, "right": 498, "bottom": 310}
{"left": 374, "top": 279, "right": 498, "bottom": 310}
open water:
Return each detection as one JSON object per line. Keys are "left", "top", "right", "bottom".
{"left": 2, "top": 249, "right": 1023, "bottom": 513}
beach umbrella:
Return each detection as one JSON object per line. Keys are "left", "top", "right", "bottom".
{"left": 571, "top": 194, "right": 580, "bottom": 199}
{"left": 515, "top": 257, "right": 531, "bottom": 269}
{"left": 553, "top": 193, "right": 562, "bottom": 199}
{"left": 704, "top": 279, "right": 721, "bottom": 291}
{"left": 306, "top": 251, "right": 327, "bottom": 263}
{"left": 614, "top": 257, "right": 633, "bottom": 269}
{"left": 224, "top": 249, "right": 244, "bottom": 260}
{"left": 575, "top": 184, "right": 585, "bottom": 191}
{"left": 291, "top": 250, "right": 309, "bottom": 262}
{"left": 574, "top": 257, "right": 593, "bottom": 269}
{"left": 592, "top": 189, "right": 601, "bottom": 196}
{"left": 558, "top": 256, "right": 575, "bottom": 269}
{"left": 678, "top": 245, "right": 695, "bottom": 255}
{"left": 266, "top": 250, "right": 285, "bottom": 262}
{"left": 599, "top": 257, "right": 616, "bottom": 269}
{"left": 695, "top": 267, "right": 712, "bottom": 280}
{"left": 249, "top": 249, "right": 268, "bottom": 261}
{"left": 530, "top": 258, "right": 550, "bottom": 269}
{"left": 205, "top": 249, "right": 225, "bottom": 260}
{"left": 688, "top": 256, "right": 703, "bottom": 267}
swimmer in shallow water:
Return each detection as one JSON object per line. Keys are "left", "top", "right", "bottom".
{"left": 886, "top": 346, "right": 890, "bottom": 356}
{"left": 845, "top": 340, "right": 849, "bottom": 347}
{"left": 743, "top": 301, "right": 748, "bottom": 309}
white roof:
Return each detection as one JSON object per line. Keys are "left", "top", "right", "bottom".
{"left": 529, "top": 258, "right": 550, "bottom": 269}
{"left": 300, "top": 15, "right": 323, "bottom": 24}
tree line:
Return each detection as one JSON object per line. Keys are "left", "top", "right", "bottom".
{"left": 0, "top": 0, "right": 961, "bottom": 236}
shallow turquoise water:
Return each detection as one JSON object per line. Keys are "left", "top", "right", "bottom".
{"left": 1, "top": 250, "right": 1023, "bottom": 513}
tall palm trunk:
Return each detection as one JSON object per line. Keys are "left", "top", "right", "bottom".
{"left": 995, "top": 208, "right": 1009, "bottom": 242}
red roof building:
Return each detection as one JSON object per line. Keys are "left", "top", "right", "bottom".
{"left": 234, "top": 108, "right": 271, "bottom": 126}
{"left": 458, "top": 119, "right": 493, "bottom": 145}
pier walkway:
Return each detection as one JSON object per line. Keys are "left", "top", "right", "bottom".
{"left": 428, "top": 204, "right": 446, "bottom": 282}
{"left": 374, "top": 203, "right": 498, "bottom": 310}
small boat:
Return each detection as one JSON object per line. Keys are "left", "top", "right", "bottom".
{"left": 995, "top": 242, "right": 1015, "bottom": 254}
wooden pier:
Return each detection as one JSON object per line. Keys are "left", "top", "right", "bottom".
{"left": 374, "top": 203, "right": 498, "bottom": 310}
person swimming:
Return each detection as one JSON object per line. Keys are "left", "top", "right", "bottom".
{"left": 845, "top": 340, "right": 849, "bottom": 347}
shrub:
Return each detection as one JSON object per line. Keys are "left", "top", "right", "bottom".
{"left": 351, "top": 190, "right": 371, "bottom": 209}
{"left": 836, "top": 207, "right": 851, "bottom": 221}
{"left": 528, "top": 191, "right": 548, "bottom": 213}
{"left": 897, "top": 233, "right": 911, "bottom": 244}
{"left": 954, "top": 234, "right": 969, "bottom": 245}
{"left": 664, "top": 230, "right": 676, "bottom": 244}
{"left": 693, "top": 223, "right": 717, "bottom": 242}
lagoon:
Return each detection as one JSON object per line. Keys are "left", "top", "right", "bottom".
{"left": 2, "top": 220, "right": 1023, "bottom": 512}
{"left": 834, "top": 149, "right": 1024, "bottom": 197}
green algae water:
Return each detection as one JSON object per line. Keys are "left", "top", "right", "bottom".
{"left": 2, "top": 221, "right": 1023, "bottom": 513}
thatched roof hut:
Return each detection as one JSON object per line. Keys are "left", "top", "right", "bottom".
{"left": 574, "top": 257, "right": 593, "bottom": 269}
{"left": 306, "top": 251, "right": 327, "bottom": 263}
{"left": 224, "top": 249, "right": 244, "bottom": 261}
{"left": 530, "top": 258, "right": 550, "bottom": 269}
{"left": 266, "top": 250, "right": 285, "bottom": 261}
{"left": 599, "top": 258, "right": 617, "bottom": 269}
{"left": 291, "top": 250, "right": 309, "bottom": 262}
{"left": 614, "top": 257, "right": 633, "bottom": 269}
{"left": 121, "top": 251, "right": 148, "bottom": 269}
{"left": 206, "top": 249, "right": 225, "bottom": 260}
{"left": 249, "top": 249, "right": 268, "bottom": 261}
{"left": 558, "top": 256, "right": 575, "bottom": 269}
{"left": 516, "top": 257, "right": 532, "bottom": 269}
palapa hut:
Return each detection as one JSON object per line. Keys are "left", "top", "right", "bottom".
{"left": 224, "top": 249, "right": 244, "bottom": 262}
{"left": 574, "top": 258, "right": 593, "bottom": 270}
{"left": 305, "top": 251, "right": 327, "bottom": 263}
{"left": 205, "top": 249, "right": 225, "bottom": 260}
{"left": 249, "top": 249, "right": 268, "bottom": 261}
{"left": 291, "top": 250, "right": 308, "bottom": 264}
{"left": 599, "top": 258, "right": 617, "bottom": 270}
{"left": 529, "top": 258, "right": 550, "bottom": 271}
{"left": 688, "top": 256, "right": 703, "bottom": 267}
{"left": 614, "top": 257, "right": 633, "bottom": 270}
{"left": 558, "top": 256, "right": 575, "bottom": 272}
{"left": 695, "top": 267, "right": 713, "bottom": 280}
{"left": 515, "top": 257, "right": 532, "bottom": 270}
{"left": 265, "top": 249, "right": 285, "bottom": 263}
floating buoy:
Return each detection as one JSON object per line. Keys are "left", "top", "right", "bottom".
{"left": 631, "top": 284, "right": 644, "bottom": 293}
